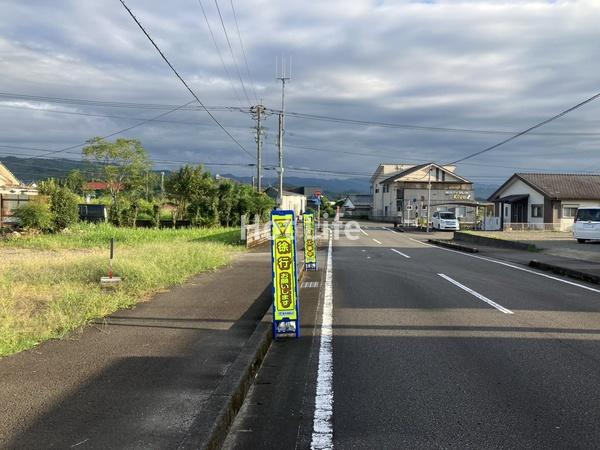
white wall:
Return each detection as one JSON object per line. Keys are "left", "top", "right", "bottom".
{"left": 498, "top": 179, "right": 545, "bottom": 223}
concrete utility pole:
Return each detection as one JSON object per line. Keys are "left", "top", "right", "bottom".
{"left": 276, "top": 56, "right": 291, "bottom": 207}
{"left": 251, "top": 104, "right": 265, "bottom": 192}
{"left": 427, "top": 165, "right": 432, "bottom": 232}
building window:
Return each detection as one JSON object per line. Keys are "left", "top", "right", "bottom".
{"left": 383, "top": 184, "right": 389, "bottom": 193}
{"left": 375, "top": 188, "right": 379, "bottom": 193}
{"left": 562, "top": 205, "right": 578, "bottom": 218}
{"left": 531, "top": 204, "right": 543, "bottom": 218}
{"left": 505, "top": 206, "right": 509, "bottom": 216}
{"left": 384, "top": 206, "right": 388, "bottom": 215}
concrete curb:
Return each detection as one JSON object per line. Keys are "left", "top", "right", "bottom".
{"left": 179, "top": 252, "right": 307, "bottom": 450}
{"left": 528, "top": 260, "right": 600, "bottom": 285}
{"left": 454, "top": 232, "right": 539, "bottom": 252}
{"left": 178, "top": 311, "right": 273, "bottom": 450}
{"left": 428, "top": 239, "right": 479, "bottom": 253}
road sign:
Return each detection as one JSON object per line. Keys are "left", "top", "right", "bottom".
{"left": 271, "top": 210, "right": 300, "bottom": 338}
{"left": 303, "top": 212, "right": 317, "bottom": 271}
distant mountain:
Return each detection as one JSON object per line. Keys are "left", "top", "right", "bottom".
{"left": 1, "top": 156, "right": 91, "bottom": 183}
{"left": 473, "top": 183, "right": 500, "bottom": 201}
{"left": 219, "top": 174, "right": 370, "bottom": 198}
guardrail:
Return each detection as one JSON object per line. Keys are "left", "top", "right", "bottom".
{"left": 244, "top": 223, "right": 271, "bottom": 248}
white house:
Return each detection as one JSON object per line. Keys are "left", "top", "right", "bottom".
{"left": 370, "top": 162, "right": 475, "bottom": 226}
{"left": 264, "top": 187, "right": 307, "bottom": 217}
{"left": 0, "top": 161, "right": 38, "bottom": 226}
{"left": 488, "top": 173, "right": 600, "bottom": 231}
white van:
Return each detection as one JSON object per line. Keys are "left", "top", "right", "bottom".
{"left": 573, "top": 207, "right": 600, "bottom": 243}
{"left": 432, "top": 211, "right": 460, "bottom": 231}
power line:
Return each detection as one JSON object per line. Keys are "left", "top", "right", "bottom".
{"left": 212, "top": 0, "right": 252, "bottom": 105}
{"left": 450, "top": 91, "right": 600, "bottom": 164}
{"left": 229, "top": 0, "right": 259, "bottom": 104}
{"left": 0, "top": 92, "right": 246, "bottom": 111}
{"left": 270, "top": 108, "right": 600, "bottom": 137}
{"left": 0, "top": 104, "right": 256, "bottom": 129}
{"left": 119, "top": 0, "right": 253, "bottom": 159}
{"left": 197, "top": 0, "right": 245, "bottom": 108}
{"left": 14, "top": 100, "right": 198, "bottom": 162}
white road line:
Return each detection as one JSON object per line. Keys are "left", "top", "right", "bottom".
{"left": 359, "top": 227, "right": 368, "bottom": 236}
{"left": 390, "top": 248, "right": 411, "bottom": 258}
{"left": 438, "top": 273, "right": 514, "bottom": 314}
{"left": 372, "top": 238, "right": 382, "bottom": 244}
{"left": 311, "top": 232, "right": 334, "bottom": 450}
{"left": 405, "top": 236, "right": 600, "bottom": 294}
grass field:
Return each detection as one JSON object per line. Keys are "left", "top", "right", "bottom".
{"left": 0, "top": 223, "right": 243, "bottom": 356}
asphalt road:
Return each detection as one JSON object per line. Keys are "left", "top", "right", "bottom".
{"left": 225, "top": 221, "right": 600, "bottom": 449}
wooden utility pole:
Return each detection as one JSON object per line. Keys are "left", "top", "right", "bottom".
{"left": 251, "top": 104, "right": 265, "bottom": 192}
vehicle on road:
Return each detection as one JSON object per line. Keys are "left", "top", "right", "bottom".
{"left": 573, "top": 207, "right": 600, "bottom": 243}
{"left": 432, "top": 211, "right": 460, "bottom": 231}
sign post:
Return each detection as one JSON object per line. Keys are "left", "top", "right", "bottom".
{"left": 271, "top": 210, "right": 300, "bottom": 338}
{"left": 303, "top": 212, "right": 317, "bottom": 270}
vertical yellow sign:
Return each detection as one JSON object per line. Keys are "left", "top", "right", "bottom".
{"left": 271, "top": 211, "right": 299, "bottom": 335}
{"left": 303, "top": 212, "right": 317, "bottom": 270}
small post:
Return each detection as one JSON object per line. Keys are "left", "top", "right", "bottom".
{"left": 101, "top": 236, "right": 121, "bottom": 288}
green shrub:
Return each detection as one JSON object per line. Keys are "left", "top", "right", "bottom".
{"left": 14, "top": 200, "right": 53, "bottom": 230}
{"left": 50, "top": 187, "right": 79, "bottom": 231}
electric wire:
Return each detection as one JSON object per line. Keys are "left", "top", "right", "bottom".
{"left": 212, "top": 0, "right": 252, "bottom": 105}
{"left": 119, "top": 0, "right": 253, "bottom": 159}
{"left": 229, "top": 0, "right": 259, "bottom": 104}
{"left": 197, "top": 0, "right": 245, "bottom": 108}
{"left": 450, "top": 91, "right": 600, "bottom": 164}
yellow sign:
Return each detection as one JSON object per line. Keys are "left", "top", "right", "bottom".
{"left": 271, "top": 211, "right": 299, "bottom": 326}
{"left": 303, "top": 213, "right": 317, "bottom": 269}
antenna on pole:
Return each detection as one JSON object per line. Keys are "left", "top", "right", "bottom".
{"left": 276, "top": 55, "right": 291, "bottom": 208}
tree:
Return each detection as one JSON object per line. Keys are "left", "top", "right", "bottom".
{"left": 14, "top": 199, "right": 52, "bottom": 231}
{"left": 63, "top": 169, "right": 87, "bottom": 196}
{"left": 50, "top": 187, "right": 79, "bottom": 231}
{"left": 82, "top": 137, "right": 152, "bottom": 205}
{"left": 165, "top": 165, "right": 205, "bottom": 223}
{"left": 37, "top": 178, "right": 60, "bottom": 196}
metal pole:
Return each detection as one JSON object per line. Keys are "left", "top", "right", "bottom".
{"left": 256, "top": 104, "right": 263, "bottom": 192}
{"left": 427, "top": 166, "right": 432, "bottom": 232}
{"left": 278, "top": 81, "right": 286, "bottom": 206}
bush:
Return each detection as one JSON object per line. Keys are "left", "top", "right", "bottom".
{"left": 14, "top": 200, "right": 53, "bottom": 230}
{"left": 50, "top": 187, "right": 79, "bottom": 231}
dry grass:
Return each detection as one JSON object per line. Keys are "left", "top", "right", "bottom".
{"left": 0, "top": 224, "right": 243, "bottom": 356}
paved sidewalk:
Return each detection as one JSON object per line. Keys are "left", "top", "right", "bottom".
{"left": 0, "top": 246, "right": 272, "bottom": 449}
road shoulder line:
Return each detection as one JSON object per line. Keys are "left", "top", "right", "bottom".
{"left": 438, "top": 273, "right": 514, "bottom": 314}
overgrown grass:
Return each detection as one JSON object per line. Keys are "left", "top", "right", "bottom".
{"left": 0, "top": 223, "right": 243, "bottom": 356}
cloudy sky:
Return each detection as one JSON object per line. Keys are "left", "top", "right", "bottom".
{"left": 1, "top": 0, "right": 600, "bottom": 187}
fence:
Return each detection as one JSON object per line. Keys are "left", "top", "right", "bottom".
{"left": 502, "top": 222, "right": 573, "bottom": 232}
{"left": 0, "top": 193, "right": 32, "bottom": 226}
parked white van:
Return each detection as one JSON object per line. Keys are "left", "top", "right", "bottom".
{"left": 432, "top": 211, "right": 460, "bottom": 231}
{"left": 573, "top": 207, "right": 600, "bottom": 243}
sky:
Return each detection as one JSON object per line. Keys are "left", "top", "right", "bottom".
{"left": 1, "top": 0, "right": 600, "bottom": 188}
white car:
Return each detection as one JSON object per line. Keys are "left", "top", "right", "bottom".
{"left": 573, "top": 207, "right": 600, "bottom": 243}
{"left": 432, "top": 211, "right": 460, "bottom": 231}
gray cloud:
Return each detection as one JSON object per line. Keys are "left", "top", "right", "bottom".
{"left": 1, "top": 0, "right": 600, "bottom": 187}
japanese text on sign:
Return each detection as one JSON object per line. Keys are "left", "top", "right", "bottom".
{"left": 271, "top": 211, "right": 299, "bottom": 325}
{"left": 303, "top": 212, "right": 317, "bottom": 270}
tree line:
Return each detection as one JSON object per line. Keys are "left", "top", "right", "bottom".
{"left": 15, "top": 137, "right": 275, "bottom": 231}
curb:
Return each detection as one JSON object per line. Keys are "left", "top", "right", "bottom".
{"left": 454, "top": 232, "right": 539, "bottom": 252}
{"left": 178, "top": 310, "right": 273, "bottom": 450}
{"left": 528, "top": 260, "right": 600, "bottom": 285}
{"left": 428, "top": 239, "right": 479, "bottom": 253}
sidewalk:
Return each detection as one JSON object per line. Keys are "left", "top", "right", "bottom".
{"left": 0, "top": 246, "right": 273, "bottom": 449}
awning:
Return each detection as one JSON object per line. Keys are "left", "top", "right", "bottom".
{"left": 497, "top": 194, "right": 529, "bottom": 203}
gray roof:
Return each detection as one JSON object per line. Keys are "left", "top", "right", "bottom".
{"left": 489, "top": 173, "right": 600, "bottom": 201}
{"left": 380, "top": 162, "right": 471, "bottom": 185}
{"left": 347, "top": 194, "right": 371, "bottom": 206}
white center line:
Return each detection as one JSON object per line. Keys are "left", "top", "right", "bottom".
{"left": 438, "top": 273, "right": 514, "bottom": 314}
{"left": 311, "top": 232, "right": 334, "bottom": 450}
{"left": 372, "top": 238, "right": 382, "bottom": 244}
{"left": 404, "top": 236, "right": 600, "bottom": 294}
{"left": 390, "top": 248, "right": 411, "bottom": 258}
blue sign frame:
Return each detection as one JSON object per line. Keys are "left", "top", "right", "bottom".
{"left": 270, "top": 210, "right": 301, "bottom": 339}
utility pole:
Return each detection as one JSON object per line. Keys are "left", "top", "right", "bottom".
{"left": 427, "top": 165, "right": 432, "bottom": 232}
{"left": 276, "top": 56, "right": 291, "bottom": 207}
{"left": 250, "top": 104, "right": 265, "bottom": 192}
{"left": 160, "top": 171, "right": 165, "bottom": 196}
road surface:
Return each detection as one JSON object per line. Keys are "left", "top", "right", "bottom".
{"left": 224, "top": 221, "right": 600, "bottom": 449}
